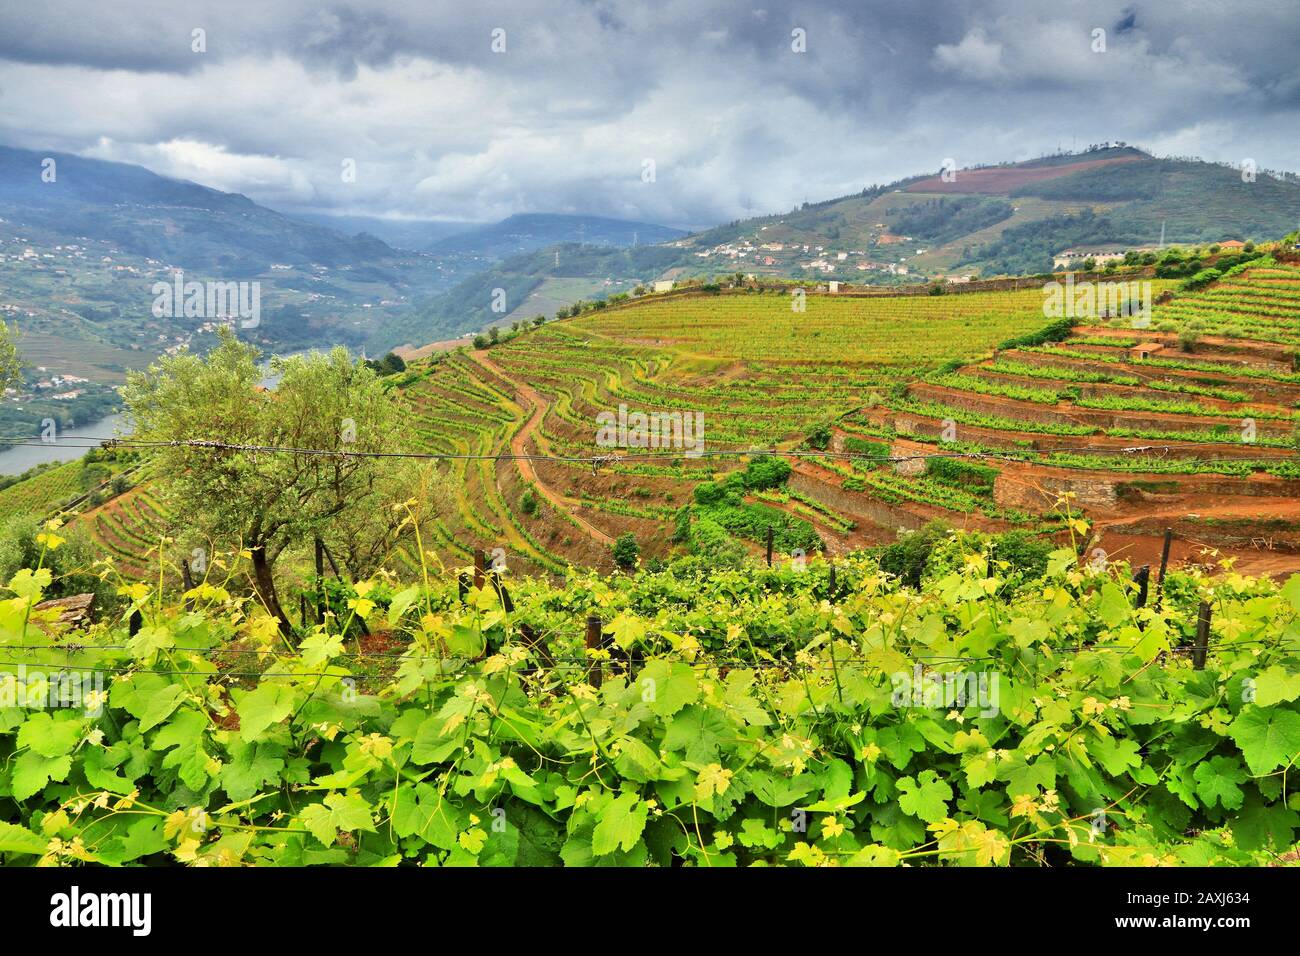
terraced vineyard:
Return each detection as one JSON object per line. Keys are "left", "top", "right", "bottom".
{"left": 0, "top": 454, "right": 139, "bottom": 524}
{"left": 378, "top": 282, "right": 1187, "bottom": 573}
{"left": 577, "top": 287, "right": 1059, "bottom": 364}
{"left": 855, "top": 260, "right": 1300, "bottom": 574}
{"left": 1153, "top": 261, "right": 1300, "bottom": 348}
{"left": 82, "top": 484, "right": 172, "bottom": 579}
{"left": 0, "top": 461, "right": 87, "bottom": 522}
{"left": 47, "top": 259, "right": 1300, "bottom": 582}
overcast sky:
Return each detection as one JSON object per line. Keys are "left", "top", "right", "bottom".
{"left": 1, "top": 1, "right": 1297, "bottom": 229}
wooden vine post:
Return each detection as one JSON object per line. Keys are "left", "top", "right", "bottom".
{"left": 315, "top": 537, "right": 326, "bottom": 624}
{"left": 1132, "top": 564, "right": 1150, "bottom": 605}
{"left": 1193, "top": 602, "right": 1212, "bottom": 671}
{"left": 313, "top": 536, "right": 369, "bottom": 636}
{"left": 1154, "top": 528, "right": 1174, "bottom": 609}
{"left": 765, "top": 527, "right": 774, "bottom": 567}
{"left": 585, "top": 615, "right": 604, "bottom": 688}
{"left": 181, "top": 558, "right": 195, "bottom": 611}
{"left": 473, "top": 549, "right": 486, "bottom": 591}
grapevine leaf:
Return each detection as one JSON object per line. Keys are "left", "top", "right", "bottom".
{"left": 128, "top": 624, "right": 174, "bottom": 658}
{"left": 846, "top": 844, "right": 900, "bottom": 866}
{"left": 222, "top": 741, "right": 286, "bottom": 803}
{"left": 8, "top": 568, "right": 52, "bottom": 601}
{"left": 1089, "top": 735, "right": 1142, "bottom": 777}
{"left": 298, "top": 792, "right": 375, "bottom": 847}
{"left": 1094, "top": 582, "right": 1132, "bottom": 628}
{"left": 736, "top": 818, "right": 782, "bottom": 850}
{"left": 0, "top": 820, "right": 48, "bottom": 855}
{"left": 81, "top": 745, "right": 135, "bottom": 793}
{"left": 606, "top": 613, "right": 646, "bottom": 650}
{"left": 961, "top": 750, "right": 998, "bottom": 789}
{"left": 151, "top": 708, "right": 206, "bottom": 752}
{"left": 10, "top": 751, "right": 71, "bottom": 801}
{"left": 16, "top": 712, "right": 85, "bottom": 758}
{"left": 638, "top": 659, "right": 699, "bottom": 717}
{"left": 1192, "top": 756, "right": 1247, "bottom": 810}
{"left": 722, "top": 670, "right": 771, "bottom": 726}
{"left": 612, "top": 736, "right": 662, "bottom": 783}
{"left": 390, "top": 783, "right": 463, "bottom": 850}
{"left": 1253, "top": 666, "right": 1300, "bottom": 708}
{"left": 298, "top": 631, "right": 345, "bottom": 668}
{"left": 110, "top": 673, "right": 187, "bottom": 732}
{"left": 997, "top": 753, "right": 1055, "bottom": 795}
{"left": 896, "top": 769, "right": 952, "bottom": 823}
{"left": 235, "top": 683, "right": 297, "bottom": 742}
{"left": 591, "top": 792, "right": 647, "bottom": 856}
{"left": 1228, "top": 705, "right": 1300, "bottom": 775}
{"left": 385, "top": 586, "right": 420, "bottom": 626}
{"left": 662, "top": 705, "right": 729, "bottom": 763}
{"left": 1231, "top": 799, "right": 1300, "bottom": 852}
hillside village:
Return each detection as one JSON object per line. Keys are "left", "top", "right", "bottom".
{"left": 671, "top": 228, "right": 921, "bottom": 279}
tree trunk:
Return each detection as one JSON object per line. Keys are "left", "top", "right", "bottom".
{"left": 250, "top": 545, "right": 293, "bottom": 636}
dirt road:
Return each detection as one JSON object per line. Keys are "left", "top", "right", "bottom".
{"left": 467, "top": 350, "right": 615, "bottom": 546}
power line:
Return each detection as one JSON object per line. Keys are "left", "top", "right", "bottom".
{"left": 5, "top": 634, "right": 1279, "bottom": 669}
{"left": 0, "top": 433, "right": 1289, "bottom": 471}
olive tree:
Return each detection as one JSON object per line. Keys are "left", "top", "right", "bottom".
{"left": 121, "top": 329, "right": 402, "bottom": 633}
{"left": 0, "top": 320, "right": 23, "bottom": 392}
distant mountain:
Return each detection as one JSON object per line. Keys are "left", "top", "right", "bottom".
{"left": 0, "top": 145, "right": 402, "bottom": 271}
{"left": 373, "top": 241, "right": 687, "bottom": 353}
{"left": 383, "top": 146, "right": 1300, "bottom": 353}
{"left": 283, "top": 211, "right": 483, "bottom": 252}
{"left": 7, "top": 142, "right": 1299, "bottom": 367}
{"left": 678, "top": 146, "right": 1300, "bottom": 278}
{"left": 0, "top": 145, "right": 461, "bottom": 374}
{"left": 428, "top": 213, "right": 687, "bottom": 259}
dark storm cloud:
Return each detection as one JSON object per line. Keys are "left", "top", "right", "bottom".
{"left": 0, "top": 0, "right": 1297, "bottom": 227}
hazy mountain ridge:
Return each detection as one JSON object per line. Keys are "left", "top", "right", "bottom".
{"left": 5, "top": 143, "right": 1300, "bottom": 364}
{"left": 390, "top": 146, "right": 1300, "bottom": 352}
{"left": 427, "top": 213, "right": 686, "bottom": 258}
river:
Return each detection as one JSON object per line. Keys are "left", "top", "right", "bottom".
{"left": 0, "top": 360, "right": 291, "bottom": 477}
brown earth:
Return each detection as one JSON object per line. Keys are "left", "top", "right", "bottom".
{"left": 392, "top": 337, "right": 469, "bottom": 362}
{"left": 467, "top": 349, "right": 614, "bottom": 546}
{"left": 904, "top": 154, "right": 1146, "bottom": 195}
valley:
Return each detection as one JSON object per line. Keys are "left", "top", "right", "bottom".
{"left": 49, "top": 246, "right": 1298, "bottom": 586}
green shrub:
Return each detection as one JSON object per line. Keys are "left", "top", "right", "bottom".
{"left": 844, "top": 437, "right": 889, "bottom": 466}
{"left": 806, "top": 423, "right": 832, "bottom": 450}
{"left": 989, "top": 530, "right": 1053, "bottom": 579}
{"left": 742, "top": 455, "right": 791, "bottom": 490}
{"left": 611, "top": 533, "right": 640, "bottom": 571}
{"left": 693, "top": 481, "right": 728, "bottom": 506}
{"left": 925, "top": 457, "right": 999, "bottom": 496}
{"left": 689, "top": 517, "right": 748, "bottom": 567}
{"left": 997, "top": 318, "right": 1074, "bottom": 352}
{"left": 1180, "top": 268, "right": 1222, "bottom": 292}
{"left": 876, "top": 520, "right": 952, "bottom": 588}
